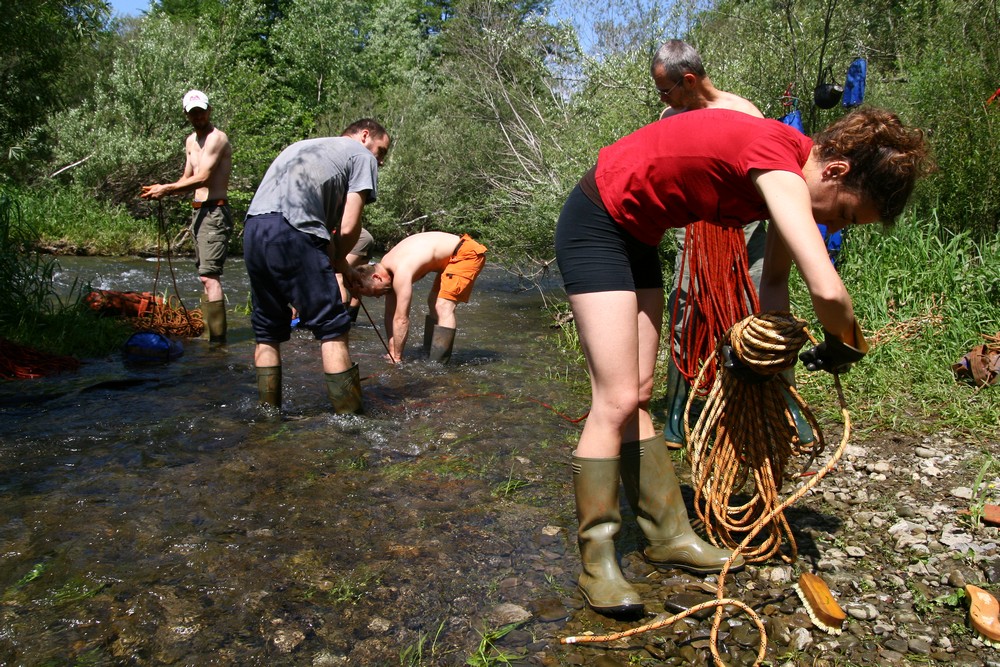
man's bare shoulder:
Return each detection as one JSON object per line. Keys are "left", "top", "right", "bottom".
{"left": 383, "top": 232, "right": 460, "bottom": 276}
{"left": 714, "top": 92, "right": 764, "bottom": 118}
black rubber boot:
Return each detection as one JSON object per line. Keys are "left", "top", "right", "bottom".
{"left": 662, "top": 358, "right": 689, "bottom": 449}
{"left": 423, "top": 314, "right": 436, "bottom": 354}
{"left": 620, "top": 434, "right": 743, "bottom": 574}
{"left": 256, "top": 366, "right": 282, "bottom": 408}
{"left": 325, "top": 363, "right": 363, "bottom": 414}
{"left": 201, "top": 296, "right": 227, "bottom": 344}
{"left": 573, "top": 455, "right": 644, "bottom": 616}
{"left": 347, "top": 304, "right": 360, "bottom": 322}
{"left": 428, "top": 325, "right": 456, "bottom": 364}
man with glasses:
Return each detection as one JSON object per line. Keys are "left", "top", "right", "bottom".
{"left": 650, "top": 41, "right": 771, "bottom": 449}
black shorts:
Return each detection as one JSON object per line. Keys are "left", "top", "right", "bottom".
{"left": 555, "top": 185, "right": 664, "bottom": 295}
{"left": 243, "top": 213, "right": 351, "bottom": 343}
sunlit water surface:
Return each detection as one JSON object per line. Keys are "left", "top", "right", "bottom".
{"left": 0, "top": 256, "right": 588, "bottom": 665}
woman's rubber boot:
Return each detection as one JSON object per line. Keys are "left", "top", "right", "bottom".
{"left": 662, "top": 359, "right": 689, "bottom": 449}
{"left": 325, "top": 363, "right": 363, "bottom": 414}
{"left": 620, "top": 434, "right": 743, "bottom": 574}
{"left": 422, "top": 315, "right": 436, "bottom": 354}
{"left": 201, "top": 296, "right": 227, "bottom": 344}
{"left": 256, "top": 366, "right": 282, "bottom": 408}
{"left": 428, "top": 325, "right": 456, "bottom": 364}
{"left": 572, "top": 455, "right": 644, "bottom": 616}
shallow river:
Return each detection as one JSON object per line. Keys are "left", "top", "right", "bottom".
{"left": 1, "top": 256, "right": 612, "bottom": 666}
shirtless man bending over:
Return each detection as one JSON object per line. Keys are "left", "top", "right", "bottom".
{"left": 353, "top": 231, "right": 487, "bottom": 364}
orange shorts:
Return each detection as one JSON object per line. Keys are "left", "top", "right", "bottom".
{"left": 438, "top": 234, "right": 487, "bottom": 303}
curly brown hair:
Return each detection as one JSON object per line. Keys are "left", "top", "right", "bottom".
{"left": 813, "top": 107, "right": 932, "bottom": 224}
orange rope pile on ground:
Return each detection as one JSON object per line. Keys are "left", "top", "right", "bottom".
{"left": 0, "top": 337, "right": 80, "bottom": 379}
{"left": 126, "top": 295, "right": 204, "bottom": 338}
{"left": 672, "top": 222, "right": 760, "bottom": 391}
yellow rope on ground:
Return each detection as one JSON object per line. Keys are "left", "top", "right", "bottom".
{"left": 561, "top": 311, "right": 855, "bottom": 667}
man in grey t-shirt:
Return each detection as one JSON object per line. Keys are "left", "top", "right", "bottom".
{"left": 243, "top": 119, "right": 391, "bottom": 414}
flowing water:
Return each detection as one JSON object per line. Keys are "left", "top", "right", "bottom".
{"left": 0, "top": 256, "right": 602, "bottom": 666}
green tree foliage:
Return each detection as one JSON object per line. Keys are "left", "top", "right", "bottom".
{"left": 0, "top": 0, "right": 112, "bottom": 177}
{"left": 391, "top": 0, "right": 575, "bottom": 265}
{"left": 9, "top": 0, "right": 998, "bottom": 256}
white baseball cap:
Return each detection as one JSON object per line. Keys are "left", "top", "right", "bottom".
{"left": 182, "top": 90, "right": 209, "bottom": 112}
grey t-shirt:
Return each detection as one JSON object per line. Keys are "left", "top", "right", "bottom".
{"left": 247, "top": 137, "right": 379, "bottom": 240}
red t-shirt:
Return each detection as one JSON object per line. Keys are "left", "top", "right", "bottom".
{"left": 594, "top": 109, "right": 814, "bottom": 245}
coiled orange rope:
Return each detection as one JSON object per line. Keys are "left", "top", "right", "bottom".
{"left": 0, "top": 337, "right": 81, "bottom": 379}
{"left": 671, "top": 222, "right": 760, "bottom": 390}
{"left": 688, "top": 311, "right": 821, "bottom": 563}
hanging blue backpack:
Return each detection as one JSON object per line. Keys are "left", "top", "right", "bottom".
{"left": 842, "top": 58, "right": 867, "bottom": 108}
{"left": 780, "top": 108, "right": 805, "bottom": 133}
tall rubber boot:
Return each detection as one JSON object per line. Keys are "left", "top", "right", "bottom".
{"left": 422, "top": 315, "right": 436, "bottom": 354}
{"left": 620, "top": 434, "right": 743, "bottom": 574}
{"left": 201, "top": 296, "right": 227, "bottom": 343}
{"left": 256, "top": 366, "right": 282, "bottom": 408}
{"left": 428, "top": 325, "right": 456, "bottom": 364}
{"left": 347, "top": 303, "right": 360, "bottom": 323}
{"left": 662, "top": 358, "right": 689, "bottom": 449}
{"left": 325, "top": 363, "right": 363, "bottom": 414}
{"left": 573, "top": 455, "right": 644, "bottom": 615}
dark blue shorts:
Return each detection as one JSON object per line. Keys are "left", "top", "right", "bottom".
{"left": 243, "top": 213, "right": 351, "bottom": 343}
{"left": 555, "top": 185, "right": 664, "bottom": 295}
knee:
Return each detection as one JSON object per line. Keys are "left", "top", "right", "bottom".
{"left": 594, "top": 392, "right": 640, "bottom": 426}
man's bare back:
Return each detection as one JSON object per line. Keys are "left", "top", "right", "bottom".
{"left": 380, "top": 231, "right": 461, "bottom": 285}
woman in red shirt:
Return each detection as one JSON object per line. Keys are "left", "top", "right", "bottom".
{"left": 556, "top": 107, "right": 928, "bottom": 615}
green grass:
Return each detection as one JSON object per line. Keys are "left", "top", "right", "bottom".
{"left": 15, "top": 185, "right": 160, "bottom": 256}
{"left": 0, "top": 188, "right": 134, "bottom": 360}
{"left": 791, "top": 212, "right": 1000, "bottom": 436}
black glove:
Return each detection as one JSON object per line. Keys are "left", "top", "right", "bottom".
{"left": 720, "top": 344, "right": 770, "bottom": 384}
{"left": 800, "top": 323, "right": 868, "bottom": 374}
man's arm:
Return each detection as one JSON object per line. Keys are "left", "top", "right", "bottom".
{"left": 334, "top": 191, "right": 368, "bottom": 284}
{"left": 140, "top": 132, "right": 228, "bottom": 200}
{"left": 383, "top": 274, "right": 414, "bottom": 363}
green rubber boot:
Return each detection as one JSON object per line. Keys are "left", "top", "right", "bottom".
{"left": 325, "top": 363, "right": 363, "bottom": 414}
{"left": 200, "top": 296, "right": 227, "bottom": 344}
{"left": 573, "top": 455, "right": 644, "bottom": 616}
{"left": 620, "top": 434, "right": 743, "bottom": 574}
{"left": 256, "top": 366, "right": 282, "bottom": 408}
{"left": 428, "top": 325, "right": 456, "bottom": 364}
{"left": 662, "top": 358, "right": 689, "bottom": 449}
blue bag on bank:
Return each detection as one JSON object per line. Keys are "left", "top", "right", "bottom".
{"left": 123, "top": 331, "right": 183, "bottom": 363}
